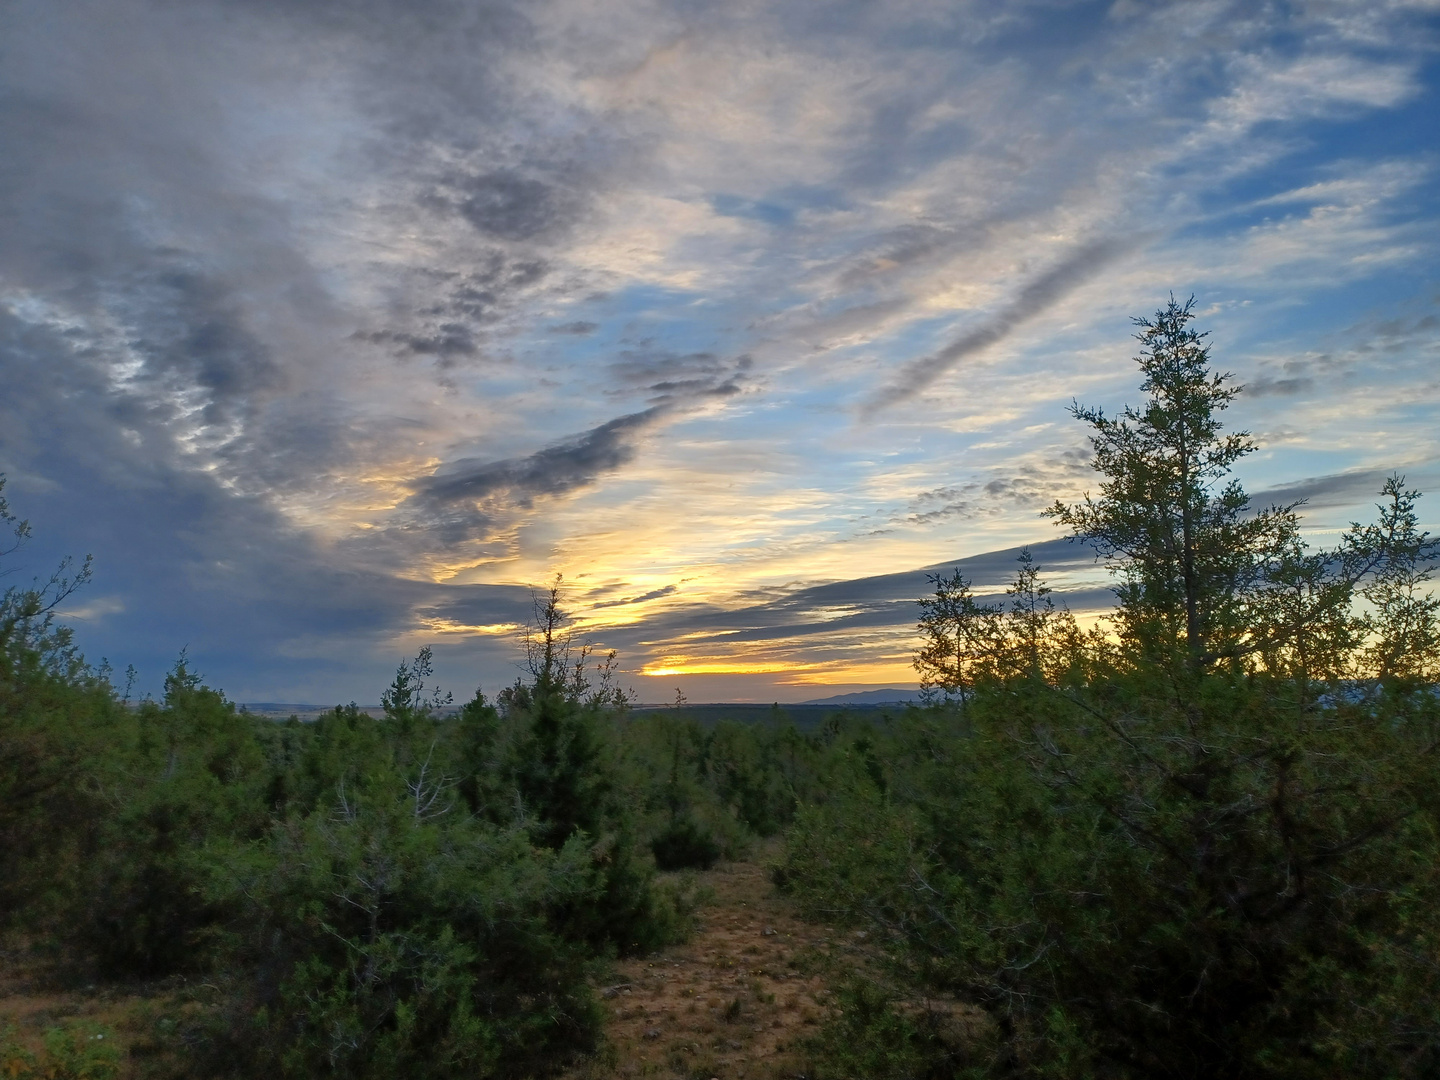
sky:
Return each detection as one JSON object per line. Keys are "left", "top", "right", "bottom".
{"left": 2, "top": 0, "right": 1438, "bottom": 704}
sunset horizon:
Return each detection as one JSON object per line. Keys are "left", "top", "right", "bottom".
{"left": 4, "top": 0, "right": 1436, "bottom": 705}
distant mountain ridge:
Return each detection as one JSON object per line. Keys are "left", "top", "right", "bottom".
{"left": 799, "top": 688, "right": 922, "bottom": 705}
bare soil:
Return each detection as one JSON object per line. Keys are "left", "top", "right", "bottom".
{"left": 567, "top": 844, "right": 842, "bottom": 1080}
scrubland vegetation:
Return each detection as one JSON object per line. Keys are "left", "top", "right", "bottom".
{"left": 4, "top": 299, "right": 1439, "bottom": 1078}
{"left": 0, "top": 559, "right": 817, "bottom": 1078}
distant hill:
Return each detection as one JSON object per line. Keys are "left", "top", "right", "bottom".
{"left": 239, "top": 703, "right": 387, "bottom": 720}
{"left": 627, "top": 700, "right": 916, "bottom": 731}
{"left": 241, "top": 696, "right": 923, "bottom": 726}
{"left": 800, "top": 688, "right": 922, "bottom": 705}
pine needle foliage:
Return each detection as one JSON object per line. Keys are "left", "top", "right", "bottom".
{"left": 787, "top": 300, "right": 1440, "bottom": 1080}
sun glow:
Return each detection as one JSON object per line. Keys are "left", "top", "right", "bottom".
{"left": 640, "top": 660, "right": 822, "bottom": 677}
{"left": 417, "top": 619, "right": 524, "bottom": 636}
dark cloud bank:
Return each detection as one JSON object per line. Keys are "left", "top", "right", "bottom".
{"left": 569, "top": 537, "right": 1115, "bottom": 667}
{"left": 0, "top": 0, "right": 632, "bottom": 697}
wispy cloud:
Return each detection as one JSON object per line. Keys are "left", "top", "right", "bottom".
{"left": 859, "top": 238, "right": 1132, "bottom": 417}
{"left": 1, "top": 0, "right": 1436, "bottom": 700}
{"left": 412, "top": 408, "right": 668, "bottom": 508}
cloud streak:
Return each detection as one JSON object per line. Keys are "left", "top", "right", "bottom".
{"left": 859, "top": 238, "right": 1132, "bottom": 417}
{"left": 1, "top": 0, "right": 1435, "bottom": 701}
{"left": 411, "top": 407, "right": 669, "bottom": 510}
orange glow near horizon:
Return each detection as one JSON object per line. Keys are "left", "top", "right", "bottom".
{"left": 640, "top": 661, "right": 819, "bottom": 677}
{"left": 416, "top": 619, "right": 525, "bottom": 636}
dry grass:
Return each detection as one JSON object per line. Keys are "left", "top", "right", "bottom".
{"left": 0, "top": 942, "right": 195, "bottom": 1078}
{"left": 565, "top": 842, "right": 843, "bottom": 1080}
{"left": 1, "top": 841, "right": 845, "bottom": 1080}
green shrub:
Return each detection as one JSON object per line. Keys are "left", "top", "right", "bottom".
{"left": 0, "top": 530, "right": 691, "bottom": 1077}
{"left": 784, "top": 303, "right": 1440, "bottom": 1078}
{"left": 213, "top": 798, "right": 608, "bottom": 1079}
{"left": 808, "top": 979, "right": 976, "bottom": 1080}
{"left": 0, "top": 1022, "right": 122, "bottom": 1080}
{"left": 650, "top": 814, "right": 722, "bottom": 871}
{"left": 785, "top": 675, "right": 1440, "bottom": 1077}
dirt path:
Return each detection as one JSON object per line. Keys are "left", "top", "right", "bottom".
{"left": 569, "top": 846, "right": 841, "bottom": 1080}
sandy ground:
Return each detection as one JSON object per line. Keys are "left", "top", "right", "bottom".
{"left": 566, "top": 850, "right": 839, "bottom": 1080}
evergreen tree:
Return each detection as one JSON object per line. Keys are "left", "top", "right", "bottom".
{"left": 1045, "top": 295, "right": 1306, "bottom": 671}
{"left": 785, "top": 300, "right": 1440, "bottom": 1079}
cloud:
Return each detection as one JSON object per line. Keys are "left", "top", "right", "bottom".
{"left": 410, "top": 407, "right": 669, "bottom": 509}
{"left": 411, "top": 586, "right": 541, "bottom": 635}
{"left": 435, "top": 168, "right": 589, "bottom": 243}
{"left": 606, "top": 351, "right": 753, "bottom": 401}
{"left": 131, "top": 267, "right": 287, "bottom": 409}
{"left": 54, "top": 596, "right": 126, "bottom": 621}
{"left": 1, "top": 0, "right": 1436, "bottom": 703}
{"left": 357, "top": 323, "right": 480, "bottom": 359}
{"left": 1245, "top": 375, "right": 1315, "bottom": 397}
{"left": 859, "top": 238, "right": 1131, "bottom": 416}
{"left": 1253, "top": 470, "right": 1394, "bottom": 512}
{"left": 576, "top": 537, "right": 1117, "bottom": 689}
{"left": 636, "top": 538, "right": 1103, "bottom": 638}
{"left": 592, "top": 584, "right": 678, "bottom": 609}
{"left": 357, "top": 253, "right": 556, "bottom": 366}
{"left": 0, "top": 303, "right": 438, "bottom": 698}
